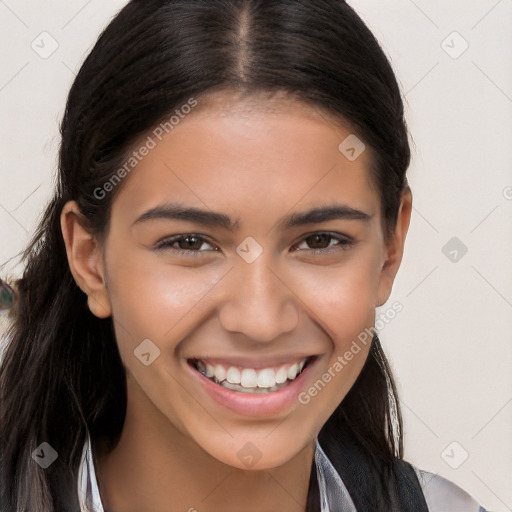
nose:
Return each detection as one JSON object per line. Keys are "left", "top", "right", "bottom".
{"left": 217, "top": 254, "right": 300, "bottom": 343}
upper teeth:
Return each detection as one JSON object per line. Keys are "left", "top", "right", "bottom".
{"left": 195, "top": 357, "right": 309, "bottom": 389}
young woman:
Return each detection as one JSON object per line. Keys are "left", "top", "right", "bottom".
{"left": 0, "top": 1, "right": 490, "bottom": 511}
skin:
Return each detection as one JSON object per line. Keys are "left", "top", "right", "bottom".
{"left": 60, "top": 91, "right": 412, "bottom": 512}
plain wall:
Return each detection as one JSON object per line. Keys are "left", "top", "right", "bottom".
{"left": 0, "top": 1, "right": 510, "bottom": 510}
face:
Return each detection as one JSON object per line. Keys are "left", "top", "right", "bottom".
{"left": 61, "top": 93, "right": 411, "bottom": 470}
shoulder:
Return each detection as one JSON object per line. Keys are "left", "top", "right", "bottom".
{"left": 412, "top": 466, "right": 489, "bottom": 512}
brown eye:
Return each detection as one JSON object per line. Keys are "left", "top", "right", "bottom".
{"left": 173, "top": 235, "right": 204, "bottom": 251}
{"left": 304, "top": 233, "right": 333, "bottom": 250}
{"left": 154, "top": 234, "right": 218, "bottom": 256}
{"left": 293, "top": 232, "right": 356, "bottom": 254}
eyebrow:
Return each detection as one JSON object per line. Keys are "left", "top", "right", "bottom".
{"left": 132, "top": 202, "right": 372, "bottom": 231}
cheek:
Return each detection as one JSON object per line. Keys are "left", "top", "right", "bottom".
{"left": 292, "top": 252, "right": 381, "bottom": 333}
{"left": 104, "top": 252, "right": 224, "bottom": 356}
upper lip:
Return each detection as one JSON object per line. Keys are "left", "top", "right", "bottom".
{"left": 187, "top": 353, "right": 319, "bottom": 370}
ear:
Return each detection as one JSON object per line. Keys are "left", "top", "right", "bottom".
{"left": 60, "top": 200, "right": 112, "bottom": 319}
{"left": 376, "top": 187, "right": 412, "bottom": 307}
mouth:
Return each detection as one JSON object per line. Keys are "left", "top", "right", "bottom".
{"left": 186, "top": 354, "right": 320, "bottom": 416}
{"left": 187, "top": 355, "right": 317, "bottom": 393}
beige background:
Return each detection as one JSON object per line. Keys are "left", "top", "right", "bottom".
{"left": 0, "top": 1, "right": 510, "bottom": 510}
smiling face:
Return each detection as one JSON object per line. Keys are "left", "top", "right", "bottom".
{"left": 61, "top": 91, "right": 411, "bottom": 472}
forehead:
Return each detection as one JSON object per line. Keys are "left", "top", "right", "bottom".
{"left": 110, "top": 93, "right": 380, "bottom": 229}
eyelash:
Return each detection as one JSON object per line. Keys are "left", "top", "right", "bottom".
{"left": 154, "top": 232, "right": 356, "bottom": 257}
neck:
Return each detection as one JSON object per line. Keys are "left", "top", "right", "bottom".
{"left": 93, "top": 375, "right": 316, "bottom": 512}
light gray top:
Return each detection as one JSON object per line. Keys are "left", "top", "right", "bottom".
{"left": 77, "top": 432, "right": 489, "bottom": 512}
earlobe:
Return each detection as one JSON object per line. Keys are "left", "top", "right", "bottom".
{"left": 375, "top": 188, "right": 412, "bottom": 307}
{"left": 60, "top": 200, "right": 112, "bottom": 319}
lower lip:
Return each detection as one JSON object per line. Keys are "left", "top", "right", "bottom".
{"left": 186, "top": 356, "right": 319, "bottom": 417}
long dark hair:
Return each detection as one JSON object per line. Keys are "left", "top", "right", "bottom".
{"left": 0, "top": 1, "right": 428, "bottom": 510}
